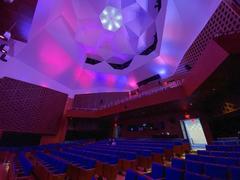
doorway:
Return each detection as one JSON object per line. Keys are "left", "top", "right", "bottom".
{"left": 181, "top": 118, "right": 207, "bottom": 149}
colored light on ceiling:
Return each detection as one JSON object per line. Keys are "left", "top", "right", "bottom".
{"left": 159, "top": 69, "right": 166, "bottom": 75}
{"left": 100, "top": 6, "right": 123, "bottom": 32}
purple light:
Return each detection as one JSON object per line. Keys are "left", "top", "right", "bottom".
{"left": 159, "top": 69, "right": 166, "bottom": 75}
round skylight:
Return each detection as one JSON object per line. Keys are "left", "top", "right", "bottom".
{"left": 100, "top": 6, "right": 123, "bottom": 32}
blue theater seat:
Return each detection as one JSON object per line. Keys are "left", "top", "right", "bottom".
{"left": 210, "top": 151, "right": 226, "bottom": 157}
{"left": 230, "top": 166, "right": 240, "bottom": 180}
{"left": 206, "top": 145, "right": 219, "bottom": 151}
{"left": 18, "top": 153, "right": 33, "bottom": 176}
{"left": 185, "top": 154, "right": 198, "bottom": 161}
{"left": 236, "top": 146, "right": 240, "bottom": 152}
{"left": 140, "top": 150, "right": 151, "bottom": 157}
{"left": 165, "top": 167, "right": 184, "bottom": 180}
{"left": 125, "top": 169, "right": 139, "bottom": 180}
{"left": 185, "top": 172, "right": 210, "bottom": 180}
{"left": 219, "top": 146, "right": 234, "bottom": 152}
{"left": 198, "top": 156, "right": 216, "bottom": 164}
{"left": 227, "top": 152, "right": 240, "bottom": 158}
{"left": 124, "top": 152, "right": 136, "bottom": 160}
{"left": 172, "top": 158, "right": 185, "bottom": 169}
{"left": 215, "top": 157, "right": 239, "bottom": 166}
{"left": 137, "top": 175, "right": 152, "bottom": 180}
{"left": 224, "top": 141, "right": 238, "bottom": 145}
{"left": 151, "top": 163, "right": 165, "bottom": 179}
{"left": 204, "top": 163, "right": 228, "bottom": 180}
{"left": 198, "top": 150, "right": 210, "bottom": 156}
{"left": 186, "top": 160, "right": 204, "bottom": 174}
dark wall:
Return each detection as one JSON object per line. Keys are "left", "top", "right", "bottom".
{"left": 65, "top": 117, "right": 112, "bottom": 141}
{"left": 0, "top": 132, "right": 41, "bottom": 147}
{"left": 0, "top": 77, "right": 68, "bottom": 135}
{"left": 116, "top": 96, "right": 197, "bottom": 139}
{"left": 208, "top": 111, "right": 240, "bottom": 138}
{"left": 189, "top": 54, "right": 240, "bottom": 139}
{"left": 120, "top": 115, "right": 182, "bottom": 138}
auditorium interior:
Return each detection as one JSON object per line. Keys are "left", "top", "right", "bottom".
{"left": 0, "top": 0, "right": 240, "bottom": 179}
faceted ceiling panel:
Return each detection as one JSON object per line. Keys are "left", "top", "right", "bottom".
{"left": 73, "top": 0, "right": 160, "bottom": 65}
{"left": 7, "top": 0, "right": 222, "bottom": 94}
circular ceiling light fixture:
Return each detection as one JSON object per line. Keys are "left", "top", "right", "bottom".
{"left": 100, "top": 6, "right": 123, "bottom": 32}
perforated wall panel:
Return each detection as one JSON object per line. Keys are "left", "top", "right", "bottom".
{"left": 175, "top": 1, "right": 240, "bottom": 76}
{"left": 0, "top": 77, "right": 68, "bottom": 135}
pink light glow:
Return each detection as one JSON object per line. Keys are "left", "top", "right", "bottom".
{"left": 155, "top": 55, "right": 177, "bottom": 67}
{"left": 39, "top": 39, "right": 73, "bottom": 77}
{"left": 128, "top": 78, "right": 137, "bottom": 88}
{"left": 74, "top": 67, "right": 96, "bottom": 88}
{"left": 74, "top": 66, "right": 83, "bottom": 81}
{"left": 40, "top": 83, "right": 49, "bottom": 88}
{"left": 106, "top": 74, "right": 116, "bottom": 87}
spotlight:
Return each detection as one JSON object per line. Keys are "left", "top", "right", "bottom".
{"left": 0, "top": 31, "right": 11, "bottom": 41}
{"left": 0, "top": 44, "right": 10, "bottom": 53}
{"left": 159, "top": 69, "right": 166, "bottom": 75}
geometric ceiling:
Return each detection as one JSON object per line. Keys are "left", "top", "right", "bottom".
{"left": 0, "top": 0, "right": 221, "bottom": 95}
{"left": 75, "top": 0, "right": 159, "bottom": 65}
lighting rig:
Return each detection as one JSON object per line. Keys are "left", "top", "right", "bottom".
{"left": 0, "top": 31, "right": 11, "bottom": 62}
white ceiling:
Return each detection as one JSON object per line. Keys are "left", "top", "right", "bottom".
{"left": 2, "top": 0, "right": 222, "bottom": 95}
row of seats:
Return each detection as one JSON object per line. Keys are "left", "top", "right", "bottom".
{"left": 64, "top": 148, "right": 119, "bottom": 164}
{"left": 9, "top": 153, "right": 33, "bottom": 179}
{"left": 206, "top": 145, "right": 240, "bottom": 151}
{"left": 212, "top": 137, "right": 240, "bottom": 145}
{"left": 95, "top": 140, "right": 186, "bottom": 155}
{"left": 185, "top": 154, "right": 240, "bottom": 166}
{"left": 86, "top": 144, "right": 164, "bottom": 157}
{"left": 85, "top": 147, "right": 137, "bottom": 161}
{"left": 198, "top": 150, "right": 240, "bottom": 158}
{"left": 125, "top": 163, "right": 233, "bottom": 180}
{"left": 60, "top": 148, "right": 119, "bottom": 180}
{"left": 171, "top": 157, "right": 240, "bottom": 180}
{"left": 33, "top": 152, "right": 68, "bottom": 180}
{"left": 212, "top": 140, "right": 240, "bottom": 145}
{"left": 50, "top": 150, "right": 96, "bottom": 180}
{"left": 2, "top": 138, "right": 189, "bottom": 180}
{"left": 50, "top": 150, "right": 96, "bottom": 169}
{"left": 81, "top": 143, "right": 162, "bottom": 169}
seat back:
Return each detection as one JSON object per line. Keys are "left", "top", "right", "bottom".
{"left": 227, "top": 152, "right": 240, "bottom": 158}
{"left": 215, "top": 157, "right": 238, "bottom": 166}
{"left": 197, "top": 150, "right": 210, "bottom": 156}
{"left": 230, "top": 166, "right": 240, "bottom": 180}
{"left": 172, "top": 158, "right": 185, "bottom": 169}
{"left": 186, "top": 160, "right": 204, "bottom": 174}
{"left": 151, "top": 163, "right": 165, "bottom": 179}
{"left": 185, "top": 172, "right": 210, "bottom": 180}
{"left": 166, "top": 167, "right": 184, "bottom": 180}
{"left": 210, "top": 151, "right": 226, "bottom": 157}
{"left": 204, "top": 163, "right": 228, "bottom": 179}
{"left": 125, "top": 169, "right": 138, "bottom": 180}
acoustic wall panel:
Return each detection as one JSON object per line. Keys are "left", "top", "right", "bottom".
{"left": 0, "top": 77, "right": 68, "bottom": 135}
